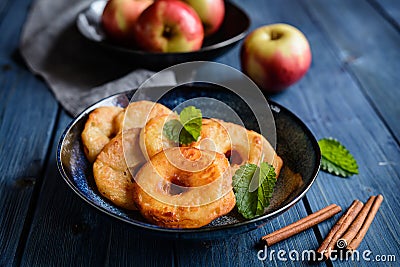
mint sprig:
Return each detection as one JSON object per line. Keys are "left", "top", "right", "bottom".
{"left": 179, "top": 106, "right": 202, "bottom": 141}
{"left": 318, "top": 138, "right": 358, "bottom": 177}
{"left": 163, "top": 106, "right": 202, "bottom": 145}
{"left": 163, "top": 119, "right": 182, "bottom": 143}
{"left": 232, "top": 163, "right": 276, "bottom": 219}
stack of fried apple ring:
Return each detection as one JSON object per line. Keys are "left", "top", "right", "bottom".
{"left": 82, "top": 101, "right": 171, "bottom": 210}
{"left": 81, "top": 101, "right": 283, "bottom": 228}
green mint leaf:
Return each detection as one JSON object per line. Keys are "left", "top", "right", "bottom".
{"left": 180, "top": 106, "right": 202, "bottom": 141}
{"left": 163, "top": 106, "right": 202, "bottom": 145}
{"left": 257, "top": 162, "right": 277, "bottom": 215}
{"left": 163, "top": 119, "right": 197, "bottom": 145}
{"left": 179, "top": 127, "right": 197, "bottom": 145}
{"left": 233, "top": 163, "right": 276, "bottom": 219}
{"left": 321, "top": 157, "right": 353, "bottom": 177}
{"left": 163, "top": 119, "right": 182, "bottom": 143}
{"left": 318, "top": 138, "right": 359, "bottom": 177}
{"left": 232, "top": 164, "right": 258, "bottom": 219}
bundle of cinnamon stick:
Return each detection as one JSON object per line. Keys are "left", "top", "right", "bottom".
{"left": 261, "top": 195, "right": 383, "bottom": 261}
{"left": 317, "top": 195, "right": 383, "bottom": 260}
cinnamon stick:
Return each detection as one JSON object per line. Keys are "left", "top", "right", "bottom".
{"left": 264, "top": 204, "right": 339, "bottom": 239}
{"left": 316, "top": 200, "right": 364, "bottom": 260}
{"left": 347, "top": 195, "right": 384, "bottom": 251}
{"left": 337, "top": 196, "right": 376, "bottom": 248}
{"left": 261, "top": 204, "right": 341, "bottom": 246}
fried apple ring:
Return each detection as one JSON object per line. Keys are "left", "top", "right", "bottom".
{"left": 82, "top": 101, "right": 171, "bottom": 163}
{"left": 93, "top": 128, "right": 145, "bottom": 210}
{"left": 140, "top": 115, "right": 282, "bottom": 177}
{"left": 222, "top": 122, "right": 283, "bottom": 177}
{"left": 115, "top": 100, "right": 172, "bottom": 131}
{"left": 139, "top": 114, "right": 179, "bottom": 160}
{"left": 140, "top": 116, "right": 232, "bottom": 160}
{"left": 189, "top": 118, "right": 231, "bottom": 154}
{"left": 81, "top": 106, "right": 124, "bottom": 162}
{"left": 132, "top": 147, "right": 236, "bottom": 228}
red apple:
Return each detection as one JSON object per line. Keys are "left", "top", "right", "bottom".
{"left": 183, "top": 0, "right": 225, "bottom": 36}
{"left": 102, "top": 0, "right": 153, "bottom": 44}
{"left": 240, "top": 24, "right": 312, "bottom": 93}
{"left": 134, "top": 0, "right": 204, "bottom": 52}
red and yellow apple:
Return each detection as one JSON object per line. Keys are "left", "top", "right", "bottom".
{"left": 240, "top": 24, "right": 312, "bottom": 93}
{"left": 183, "top": 0, "right": 225, "bottom": 36}
{"left": 134, "top": 0, "right": 204, "bottom": 52}
{"left": 102, "top": 0, "right": 153, "bottom": 44}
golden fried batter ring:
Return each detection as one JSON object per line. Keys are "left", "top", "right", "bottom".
{"left": 132, "top": 147, "right": 236, "bottom": 228}
{"left": 93, "top": 129, "right": 145, "bottom": 210}
{"left": 188, "top": 118, "right": 232, "bottom": 154}
{"left": 140, "top": 115, "right": 282, "bottom": 177}
{"left": 139, "top": 114, "right": 178, "bottom": 160}
{"left": 222, "top": 122, "right": 283, "bottom": 177}
{"left": 81, "top": 106, "right": 124, "bottom": 162}
{"left": 140, "top": 116, "right": 232, "bottom": 160}
{"left": 82, "top": 101, "right": 171, "bottom": 163}
{"left": 115, "top": 100, "right": 172, "bottom": 131}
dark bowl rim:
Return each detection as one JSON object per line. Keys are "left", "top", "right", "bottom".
{"left": 76, "top": 0, "right": 251, "bottom": 56}
{"left": 57, "top": 89, "right": 321, "bottom": 235}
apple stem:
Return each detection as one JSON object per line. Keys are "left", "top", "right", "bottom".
{"left": 270, "top": 31, "right": 282, "bottom": 40}
{"left": 163, "top": 26, "right": 172, "bottom": 39}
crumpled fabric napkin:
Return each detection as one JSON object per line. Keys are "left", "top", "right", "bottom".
{"left": 19, "top": 0, "right": 176, "bottom": 116}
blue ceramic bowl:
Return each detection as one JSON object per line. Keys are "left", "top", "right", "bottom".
{"left": 57, "top": 83, "right": 320, "bottom": 239}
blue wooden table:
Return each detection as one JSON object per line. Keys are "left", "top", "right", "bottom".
{"left": 1, "top": 0, "right": 399, "bottom": 266}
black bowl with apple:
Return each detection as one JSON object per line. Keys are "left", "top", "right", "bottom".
{"left": 77, "top": 0, "right": 250, "bottom": 70}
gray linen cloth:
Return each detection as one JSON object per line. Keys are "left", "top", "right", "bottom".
{"left": 19, "top": 0, "right": 176, "bottom": 116}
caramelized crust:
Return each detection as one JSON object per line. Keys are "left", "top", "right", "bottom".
{"left": 132, "top": 147, "right": 236, "bottom": 228}
{"left": 93, "top": 129, "right": 145, "bottom": 210}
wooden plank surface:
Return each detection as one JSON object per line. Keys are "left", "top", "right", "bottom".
{"left": 20, "top": 111, "right": 175, "bottom": 266}
{"left": 0, "top": 0, "right": 59, "bottom": 264}
{"left": 0, "top": 0, "right": 399, "bottom": 265}
{"left": 302, "top": 0, "right": 400, "bottom": 143}
{"left": 267, "top": 0, "right": 400, "bottom": 265}
{"left": 373, "top": 0, "right": 400, "bottom": 27}
{"left": 221, "top": 0, "right": 400, "bottom": 265}
{"left": 174, "top": 203, "right": 325, "bottom": 267}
